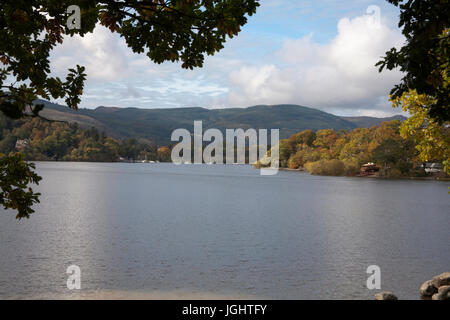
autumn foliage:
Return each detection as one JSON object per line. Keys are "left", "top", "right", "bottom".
{"left": 274, "top": 120, "right": 447, "bottom": 178}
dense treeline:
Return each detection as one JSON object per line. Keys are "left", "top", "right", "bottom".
{"left": 0, "top": 114, "right": 172, "bottom": 162}
{"left": 264, "top": 120, "right": 447, "bottom": 178}
{"left": 1, "top": 114, "right": 447, "bottom": 178}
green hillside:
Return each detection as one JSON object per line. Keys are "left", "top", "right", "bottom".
{"left": 35, "top": 99, "right": 406, "bottom": 145}
{"left": 342, "top": 115, "right": 407, "bottom": 128}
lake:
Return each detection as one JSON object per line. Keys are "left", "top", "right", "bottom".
{"left": 0, "top": 162, "right": 448, "bottom": 299}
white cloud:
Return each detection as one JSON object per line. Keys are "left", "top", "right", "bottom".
{"left": 47, "top": 9, "right": 406, "bottom": 116}
{"left": 49, "top": 25, "right": 230, "bottom": 109}
{"left": 228, "top": 65, "right": 294, "bottom": 104}
{"left": 226, "top": 14, "right": 405, "bottom": 115}
{"left": 50, "top": 25, "right": 161, "bottom": 81}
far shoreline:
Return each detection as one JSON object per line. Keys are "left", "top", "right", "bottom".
{"left": 278, "top": 166, "right": 449, "bottom": 181}
{"left": 30, "top": 160, "right": 450, "bottom": 181}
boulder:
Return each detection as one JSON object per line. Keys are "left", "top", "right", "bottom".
{"left": 374, "top": 292, "right": 398, "bottom": 300}
{"left": 431, "top": 272, "right": 450, "bottom": 288}
{"left": 420, "top": 280, "right": 438, "bottom": 297}
{"left": 431, "top": 285, "right": 450, "bottom": 301}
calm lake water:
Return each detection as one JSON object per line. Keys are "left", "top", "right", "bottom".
{"left": 0, "top": 162, "right": 448, "bottom": 299}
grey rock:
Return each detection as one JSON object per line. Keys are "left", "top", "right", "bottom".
{"left": 431, "top": 272, "right": 450, "bottom": 288}
{"left": 374, "top": 291, "right": 398, "bottom": 300}
{"left": 431, "top": 285, "right": 450, "bottom": 300}
{"left": 420, "top": 280, "right": 438, "bottom": 297}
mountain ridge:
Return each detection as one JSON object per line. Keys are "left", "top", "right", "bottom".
{"left": 35, "top": 99, "right": 406, "bottom": 145}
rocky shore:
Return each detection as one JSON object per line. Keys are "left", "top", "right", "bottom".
{"left": 375, "top": 272, "right": 450, "bottom": 300}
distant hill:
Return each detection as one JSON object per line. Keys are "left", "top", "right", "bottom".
{"left": 342, "top": 115, "right": 407, "bottom": 128}
{"left": 35, "top": 99, "right": 406, "bottom": 145}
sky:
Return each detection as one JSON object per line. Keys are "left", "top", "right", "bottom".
{"left": 50, "top": 0, "right": 405, "bottom": 117}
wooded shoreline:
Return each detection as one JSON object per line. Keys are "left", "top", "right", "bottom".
{"left": 278, "top": 167, "right": 449, "bottom": 180}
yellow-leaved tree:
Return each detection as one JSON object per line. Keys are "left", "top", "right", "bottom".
{"left": 391, "top": 90, "right": 449, "bottom": 175}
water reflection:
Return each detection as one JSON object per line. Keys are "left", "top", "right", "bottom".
{"left": 0, "top": 162, "right": 448, "bottom": 299}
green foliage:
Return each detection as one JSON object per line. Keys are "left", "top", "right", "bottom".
{"left": 113, "top": 0, "right": 260, "bottom": 69}
{"left": 0, "top": 113, "right": 159, "bottom": 162}
{"left": 278, "top": 139, "right": 294, "bottom": 168}
{"left": 385, "top": 167, "right": 403, "bottom": 179}
{"left": 0, "top": 1, "right": 259, "bottom": 219}
{"left": 392, "top": 89, "right": 450, "bottom": 175}
{"left": 0, "top": 153, "right": 41, "bottom": 219}
{"left": 377, "top": 1, "right": 450, "bottom": 122}
{"left": 1, "top": 0, "right": 259, "bottom": 119}
{"left": 267, "top": 120, "right": 436, "bottom": 178}
{"left": 304, "top": 159, "right": 346, "bottom": 176}
{"left": 372, "top": 138, "right": 403, "bottom": 168}
{"left": 157, "top": 146, "right": 171, "bottom": 162}
{"left": 288, "top": 130, "right": 316, "bottom": 147}
{"left": 342, "top": 158, "right": 360, "bottom": 176}
{"left": 288, "top": 150, "right": 305, "bottom": 169}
